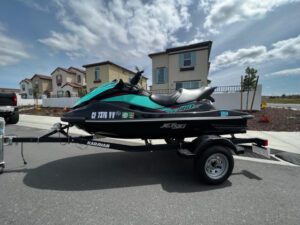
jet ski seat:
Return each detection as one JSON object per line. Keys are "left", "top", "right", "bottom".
{"left": 150, "top": 87, "right": 216, "bottom": 106}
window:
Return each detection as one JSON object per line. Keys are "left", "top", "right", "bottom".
{"left": 179, "top": 51, "right": 196, "bottom": 70}
{"left": 95, "top": 66, "right": 100, "bottom": 81}
{"left": 57, "top": 90, "right": 64, "bottom": 97}
{"left": 22, "top": 84, "right": 25, "bottom": 91}
{"left": 29, "top": 88, "right": 33, "bottom": 95}
{"left": 56, "top": 74, "right": 62, "bottom": 86}
{"left": 176, "top": 81, "right": 199, "bottom": 90}
{"left": 155, "top": 67, "right": 167, "bottom": 84}
{"left": 34, "top": 81, "right": 38, "bottom": 89}
{"left": 183, "top": 52, "right": 192, "bottom": 67}
{"left": 77, "top": 75, "right": 81, "bottom": 83}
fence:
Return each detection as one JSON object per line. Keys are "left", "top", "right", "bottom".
{"left": 42, "top": 97, "right": 80, "bottom": 108}
{"left": 151, "top": 85, "right": 243, "bottom": 94}
{"left": 17, "top": 95, "right": 42, "bottom": 106}
{"left": 40, "top": 85, "right": 262, "bottom": 110}
{"left": 151, "top": 85, "right": 262, "bottom": 110}
{"left": 212, "top": 85, "right": 262, "bottom": 110}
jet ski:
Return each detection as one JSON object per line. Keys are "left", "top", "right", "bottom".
{"left": 61, "top": 70, "right": 253, "bottom": 139}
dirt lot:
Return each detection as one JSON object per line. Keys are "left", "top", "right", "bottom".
{"left": 20, "top": 107, "right": 300, "bottom": 132}
{"left": 248, "top": 108, "right": 300, "bottom": 131}
{"left": 20, "top": 107, "right": 68, "bottom": 117}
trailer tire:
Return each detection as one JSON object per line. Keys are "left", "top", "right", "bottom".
{"left": 194, "top": 145, "right": 234, "bottom": 185}
{"left": 7, "top": 111, "right": 19, "bottom": 124}
{"left": 0, "top": 165, "right": 4, "bottom": 174}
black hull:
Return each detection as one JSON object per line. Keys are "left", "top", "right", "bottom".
{"left": 61, "top": 101, "right": 252, "bottom": 139}
{"left": 72, "top": 117, "right": 249, "bottom": 139}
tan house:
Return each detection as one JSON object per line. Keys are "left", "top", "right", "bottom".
{"left": 83, "top": 61, "right": 148, "bottom": 92}
{"left": 148, "top": 41, "right": 212, "bottom": 93}
{"left": 51, "top": 67, "right": 86, "bottom": 97}
{"left": 31, "top": 74, "right": 52, "bottom": 98}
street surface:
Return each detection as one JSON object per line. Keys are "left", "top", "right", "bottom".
{"left": 0, "top": 125, "right": 300, "bottom": 225}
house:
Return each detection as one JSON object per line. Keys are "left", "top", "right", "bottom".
{"left": 51, "top": 67, "right": 86, "bottom": 97}
{"left": 148, "top": 41, "right": 212, "bottom": 93}
{"left": 31, "top": 74, "right": 52, "bottom": 98}
{"left": 19, "top": 79, "right": 33, "bottom": 99}
{"left": 83, "top": 61, "right": 148, "bottom": 92}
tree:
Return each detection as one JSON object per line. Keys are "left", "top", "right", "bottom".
{"left": 241, "top": 67, "right": 258, "bottom": 110}
{"left": 78, "top": 86, "right": 87, "bottom": 97}
{"left": 33, "top": 85, "right": 40, "bottom": 108}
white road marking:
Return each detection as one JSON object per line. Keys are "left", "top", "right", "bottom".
{"left": 234, "top": 155, "right": 298, "bottom": 167}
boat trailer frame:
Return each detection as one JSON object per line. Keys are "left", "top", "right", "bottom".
{"left": 0, "top": 118, "right": 269, "bottom": 177}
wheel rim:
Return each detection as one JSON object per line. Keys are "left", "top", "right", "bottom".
{"left": 204, "top": 153, "right": 229, "bottom": 180}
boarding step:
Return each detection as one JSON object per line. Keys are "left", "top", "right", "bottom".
{"left": 177, "top": 148, "right": 196, "bottom": 158}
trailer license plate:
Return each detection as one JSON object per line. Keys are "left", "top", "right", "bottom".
{"left": 252, "top": 145, "right": 271, "bottom": 159}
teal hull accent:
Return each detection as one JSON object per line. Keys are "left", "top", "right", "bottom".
{"left": 74, "top": 81, "right": 117, "bottom": 107}
{"left": 103, "top": 94, "right": 164, "bottom": 109}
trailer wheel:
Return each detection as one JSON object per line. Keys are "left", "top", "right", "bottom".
{"left": 194, "top": 145, "right": 234, "bottom": 185}
{"left": 165, "top": 138, "right": 184, "bottom": 145}
{"left": 7, "top": 111, "right": 19, "bottom": 124}
{"left": 0, "top": 164, "right": 4, "bottom": 174}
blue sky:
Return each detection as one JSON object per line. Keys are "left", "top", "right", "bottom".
{"left": 0, "top": 0, "right": 299, "bottom": 95}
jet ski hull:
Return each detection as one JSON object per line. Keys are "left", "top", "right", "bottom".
{"left": 61, "top": 101, "right": 252, "bottom": 139}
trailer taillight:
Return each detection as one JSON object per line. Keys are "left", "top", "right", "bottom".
{"left": 12, "top": 94, "right": 17, "bottom": 106}
{"left": 263, "top": 139, "right": 268, "bottom": 146}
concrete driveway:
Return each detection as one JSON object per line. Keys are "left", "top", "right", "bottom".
{"left": 1, "top": 125, "right": 300, "bottom": 225}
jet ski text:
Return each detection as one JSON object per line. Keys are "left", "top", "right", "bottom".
{"left": 91, "top": 111, "right": 117, "bottom": 119}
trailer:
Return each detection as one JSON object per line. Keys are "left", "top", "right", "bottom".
{"left": 0, "top": 118, "right": 269, "bottom": 185}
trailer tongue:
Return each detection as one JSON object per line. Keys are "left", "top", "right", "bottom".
{"left": 0, "top": 118, "right": 269, "bottom": 185}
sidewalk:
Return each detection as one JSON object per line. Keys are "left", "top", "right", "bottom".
{"left": 17, "top": 114, "right": 300, "bottom": 154}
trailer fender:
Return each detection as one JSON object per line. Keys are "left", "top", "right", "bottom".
{"left": 192, "top": 135, "right": 237, "bottom": 155}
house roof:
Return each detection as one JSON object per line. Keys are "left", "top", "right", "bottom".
{"left": 31, "top": 74, "right": 52, "bottom": 80}
{"left": 62, "top": 82, "right": 84, "bottom": 88}
{"left": 19, "top": 78, "right": 31, "bottom": 84}
{"left": 51, "top": 67, "right": 76, "bottom": 75}
{"left": 68, "top": 66, "right": 86, "bottom": 74}
{"left": 82, "top": 60, "right": 148, "bottom": 80}
{"left": 148, "top": 41, "right": 213, "bottom": 58}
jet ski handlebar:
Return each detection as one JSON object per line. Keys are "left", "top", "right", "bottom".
{"left": 130, "top": 70, "right": 144, "bottom": 85}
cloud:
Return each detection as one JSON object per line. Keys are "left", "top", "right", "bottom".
{"left": 0, "top": 23, "right": 30, "bottom": 66}
{"left": 199, "top": 0, "right": 300, "bottom": 33}
{"left": 212, "top": 34, "right": 300, "bottom": 70}
{"left": 265, "top": 68, "right": 300, "bottom": 77}
{"left": 39, "top": 0, "right": 193, "bottom": 62}
{"left": 171, "top": 28, "right": 205, "bottom": 47}
{"left": 18, "top": 0, "right": 50, "bottom": 12}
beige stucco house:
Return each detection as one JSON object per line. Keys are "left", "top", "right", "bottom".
{"left": 83, "top": 61, "right": 148, "bottom": 92}
{"left": 19, "top": 78, "right": 33, "bottom": 99}
{"left": 51, "top": 67, "right": 86, "bottom": 97}
{"left": 148, "top": 41, "right": 212, "bottom": 93}
{"left": 31, "top": 74, "right": 52, "bottom": 98}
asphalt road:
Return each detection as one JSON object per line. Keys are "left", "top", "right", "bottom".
{"left": 1, "top": 125, "right": 300, "bottom": 225}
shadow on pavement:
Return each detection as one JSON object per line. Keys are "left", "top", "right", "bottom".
{"left": 12, "top": 151, "right": 235, "bottom": 193}
{"left": 232, "top": 170, "right": 262, "bottom": 180}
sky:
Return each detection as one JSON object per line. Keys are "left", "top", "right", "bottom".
{"left": 0, "top": 0, "right": 299, "bottom": 95}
